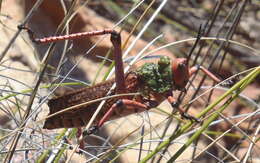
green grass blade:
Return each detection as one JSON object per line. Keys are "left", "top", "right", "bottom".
{"left": 140, "top": 66, "right": 259, "bottom": 162}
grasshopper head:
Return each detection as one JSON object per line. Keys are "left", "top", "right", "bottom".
{"left": 136, "top": 56, "right": 191, "bottom": 94}
{"left": 172, "top": 58, "right": 190, "bottom": 91}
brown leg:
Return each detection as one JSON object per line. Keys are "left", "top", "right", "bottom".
{"left": 18, "top": 25, "right": 115, "bottom": 44}
{"left": 110, "top": 32, "right": 126, "bottom": 94}
{"left": 83, "top": 99, "right": 149, "bottom": 135}
{"left": 189, "top": 65, "right": 221, "bottom": 83}
{"left": 98, "top": 99, "right": 148, "bottom": 127}
{"left": 18, "top": 25, "right": 127, "bottom": 94}
{"left": 167, "top": 94, "right": 200, "bottom": 122}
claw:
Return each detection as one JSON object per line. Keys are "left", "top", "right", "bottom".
{"left": 17, "top": 24, "right": 33, "bottom": 34}
{"left": 17, "top": 24, "right": 40, "bottom": 43}
{"left": 220, "top": 77, "right": 238, "bottom": 87}
{"left": 144, "top": 100, "right": 159, "bottom": 108}
{"left": 181, "top": 112, "right": 201, "bottom": 123}
{"left": 63, "top": 137, "right": 83, "bottom": 154}
{"left": 83, "top": 126, "right": 99, "bottom": 136}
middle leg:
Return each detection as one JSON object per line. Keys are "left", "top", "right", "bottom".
{"left": 84, "top": 99, "right": 149, "bottom": 135}
{"left": 167, "top": 92, "right": 200, "bottom": 122}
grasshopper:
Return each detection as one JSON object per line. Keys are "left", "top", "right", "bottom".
{"left": 19, "top": 25, "right": 222, "bottom": 140}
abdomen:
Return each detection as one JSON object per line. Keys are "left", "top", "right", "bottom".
{"left": 43, "top": 72, "right": 140, "bottom": 129}
{"left": 43, "top": 80, "right": 116, "bottom": 129}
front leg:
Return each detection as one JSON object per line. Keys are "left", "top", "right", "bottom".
{"left": 167, "top": 93, "right": 200, "bottom": 122}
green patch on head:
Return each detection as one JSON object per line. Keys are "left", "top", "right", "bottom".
{"left": 136, "top": 56, "right": 172, "bottom": 94}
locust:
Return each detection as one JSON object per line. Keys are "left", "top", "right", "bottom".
{"left": 19, "top": 25, "right": 223, "bottom": 141}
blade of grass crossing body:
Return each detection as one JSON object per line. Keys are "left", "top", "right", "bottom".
{"left": 140, "top": 66, "right": 260, "bottom": 163}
